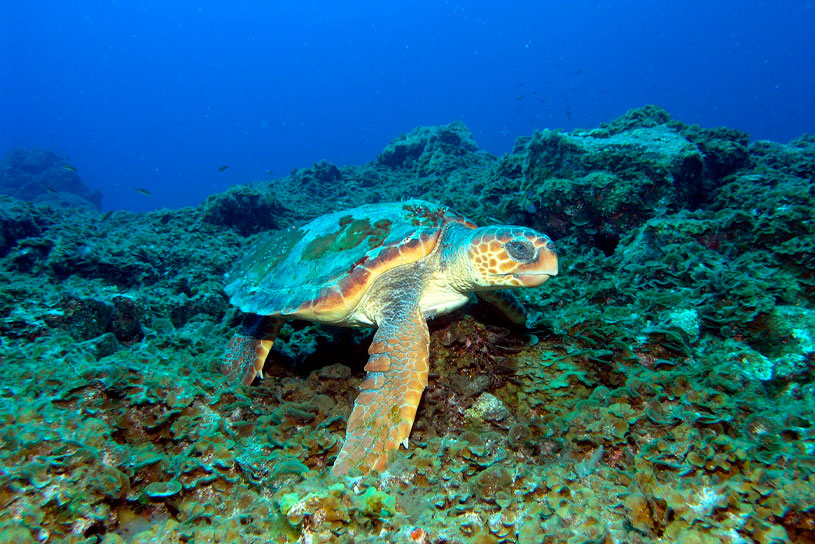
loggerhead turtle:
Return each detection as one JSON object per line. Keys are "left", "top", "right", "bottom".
{"left": 221, "top": 199, "right": 557, "bottom": 475}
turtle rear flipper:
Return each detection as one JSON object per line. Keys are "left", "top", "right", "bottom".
{"left": 221, "top": 316, "right": 282, "bottom": 385}
{"left": 331, "top": 301, "right": 429, "bottom": 475}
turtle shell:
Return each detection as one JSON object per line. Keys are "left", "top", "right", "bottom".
{"left": 224, "top": 199, "right": 476, "bottom": 322}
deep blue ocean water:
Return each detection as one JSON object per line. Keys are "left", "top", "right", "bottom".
{"left": 2, "top": 1, "right": 813, "bottom": 212}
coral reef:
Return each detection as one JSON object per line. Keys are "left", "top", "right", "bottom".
{"left": 1, "top": 106, "right": 814, "bottom": 542}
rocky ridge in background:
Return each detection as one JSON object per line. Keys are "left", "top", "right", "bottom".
{"left": 203, "top": 105, "right": 753, "bottom": 249}
{"left": 0, "top": 149, "right": 102, "bottom": 210}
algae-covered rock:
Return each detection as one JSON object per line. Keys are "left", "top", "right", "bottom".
{"left": 599, "top": 103, "right": 673, "bottom": 134}
{"left": 768, "top": 306, "right": 815, "bottom": 357}
{"left": 47, "top": 294, "right": 114, "bottom": 340}
{"left": 473, "top": 465, "right": 514, "bottom": 501}
{"left": 680, "top": 125, "right": 750, "bottom": 181}
{"left": 750, "top": 134, "right": 815, "bottom": 178}
{"left": 80, "top": 331, "right": 122, "bottom": 359}
{"left": 520, "top": 117, "right": 704, "bottom": 249}
{"left": 0, "top": 196, "right": 46, "bottom": 258}
{"left": 0, "top": 148, "right": 102, "bottom": 209}
{"left": 465, "top": 393, "right": 511, "bottom": 423}
{"left": 736, "top": 306, "right": 815, "bottom": 382}
{"left": 377, "top": 120, "right": 482, "bottom": 176}
{"left": 110, "top": 295, "right": 146, "bottom": 343}
{"left": 200, "top": 183, "right": 290, "bottom": 235}
{"left": 664, "top": 308, "right": 701, "bottom": 344}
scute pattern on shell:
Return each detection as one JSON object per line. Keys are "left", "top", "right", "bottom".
{"left": 224, "top": 199, "right": 476, "bottom": 321}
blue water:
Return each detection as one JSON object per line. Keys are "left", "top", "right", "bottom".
{"left": 2, "top": 1, "right": 813, "bottom": 212}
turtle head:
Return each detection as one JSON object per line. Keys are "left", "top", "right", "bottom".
{"left": 463, "top": 226, "right": 558, "bottom": 289}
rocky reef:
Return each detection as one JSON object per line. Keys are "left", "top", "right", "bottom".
{"left": 1, "top": 106, "right": 813, "bottom": 543}
{"left": 0, "top": 150, "right": 102, "bottom": 210}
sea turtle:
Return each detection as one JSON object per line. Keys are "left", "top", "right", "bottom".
{"left": 221, "top": 199, "right": 557, "bottom": 475}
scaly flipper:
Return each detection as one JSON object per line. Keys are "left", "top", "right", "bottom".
{"left": 221, "top": 315, "right": 283, "bottom": 385}
{"left": 477, "top": 289, "right": 528, "bottom": 326}
{"left": 331, "top": 302, "right": 429, "bottom": 475}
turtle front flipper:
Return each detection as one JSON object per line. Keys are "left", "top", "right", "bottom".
{"left": 331, "top": 303, "right": 429, "bottom": 476}
{"left": 221, "top": 315, "right": 283, "bottom": 386}
{"left": 477, "top": 289, "right": 528, "bottom": 326}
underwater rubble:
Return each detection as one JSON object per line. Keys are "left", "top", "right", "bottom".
{"left": 0, "top": 105, "right": 813, "bottom": 543}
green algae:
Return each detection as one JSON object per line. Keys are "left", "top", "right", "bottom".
{"left": 301, "top": 217, "right": 391, "bottom": 261}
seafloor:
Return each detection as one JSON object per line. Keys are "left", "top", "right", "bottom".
{"left": 1, "top": 105, "right": 813, "bottom": 543}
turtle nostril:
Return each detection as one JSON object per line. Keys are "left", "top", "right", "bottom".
{"left": 504, "top": 240, "right": 535, "bottom": 261}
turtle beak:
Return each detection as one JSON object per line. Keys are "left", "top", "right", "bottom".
{"left": 512, "top": 271, "right": 555, "bottom": 286}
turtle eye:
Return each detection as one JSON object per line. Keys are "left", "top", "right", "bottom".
{"left": 504, "top": 239, "right": 535, "bottom": 262}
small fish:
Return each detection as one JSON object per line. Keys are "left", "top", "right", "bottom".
{"left": 514, "top": 94, "right": 526, "bottom": 101}
{"left": 217, "top": 165, "right": 230, "bottom": 172}
{"left": 575, "top": 69, "right": 584, "bottom": 75}
{"left": 99, "top": 210, "right": 113, "bottom": 222}
{"left": 44, "top": 186, "right": 57, "bottom": 193}
{"left": 134, "top": 187, "right": 152, "bottom": 196}
{"left": 62, "top": 165, "right": 77, "bottom": 172}
{"left": 265, "top": 169, "right": 274, "bottom": 176}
